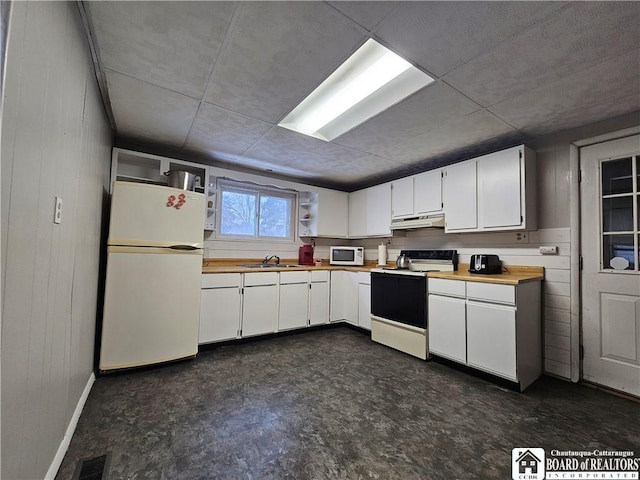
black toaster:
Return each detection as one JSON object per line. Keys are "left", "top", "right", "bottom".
{"left": 469, "top": 254, "right": 502, "bottom": 274}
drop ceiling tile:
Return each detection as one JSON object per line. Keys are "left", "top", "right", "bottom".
{"left": 489, "top": 51, "right": 640, "bottom": 131}
{"left": 106, "top": 70, "right": 199, "bottom": 146}
{"left": 333, "top": 82, "right": 481, "bottom": 155}
{"left": 521, "top": 93, "right": 640, "bottom": 137}
{"left": 185, "top": 103, "right": 273, "bottom": 161}
{"left": 204, "top": 2, "right": 364, "bottom": 123}
{"left": 237, "top": 127, "right": 402, "bottom": 184}
{"left": 445, "top": 2, "right": 640, "bottom": 107}
{"left": 327, "top": 1, "right": 398, "bottom": 31}
{"left": 87, "top": 2, "right": 235, "bottom": 98}
{"left": 375, "top": 2, "right": 567, "bottom": 77}
{"left": 376, "top": 110, "right": 521, "bottom": 164}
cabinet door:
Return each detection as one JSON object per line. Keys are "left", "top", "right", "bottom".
{"left": 199, "top": 287, "right": 241, "bottom": 344}
{"left": 366, "top": 183, "right": 392, "bottom": 236}
{"left": 358, "top": 283, "right": 371, "bottom": 330}
{"left": 391, "top": 177, "right": 414, "bottom": 219}
{"left": 348, "top": 189, "right": 367, "bottom": 237}
{"left": 414, "top": 169, "right": 442, "bottom": 214}
{"left": 478, "top": 147, "right": 522, "bottom": 228}
{"left": 428, "top": 295, "right": 466, "bottom": 362}
{"left": 242, "top": 285, "right": 278, "bottom": 337}
{"left": 278, "top": 283, "right": 308, "bottom": 331}
{"left": 330, "top": 271, "right": 345, "bottom": 321}
{"left": 317, "top": 189, "right": 349, "bottom": 237}
{"left": 345, "top": 272, "right": 359, "bottom": 325}
{"left": 309, "top": 282, "right": 329, "bottom": 326}
{"left": 443, "top": 160, "right": 477, "bottom": 231}
{"left": 466, "top": 301, "right": 517, "bottom": 380}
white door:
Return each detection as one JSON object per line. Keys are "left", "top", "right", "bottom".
{"left": 443, "top": 160, "right": 477, "bottom": 231}
{"left": 309, "top": 282, "right": 329, "bottom": 326}
{"left": 428, "top": 294, "right": 466, "bottom": 362}
{"left": 477, "top": 146, "right": 522, "bottom": 228}
{"left": 581, "top": 134, "right": 640, "bottom": 396}
{"left": 466, "top": 301, "right": 517, "bottom": 381}
{"left": 109, "top": 182, "right": 205, "bottom": 247}
{"left": 348, "top": 189, "right": 367, "bottom": 237}
{"left": 242, "top": 285, "right": 278, "bottom": 337}
{"left": 366, "top": 183, "right": 392, "bottom": 236}
{"left": 414, "top": 169, "right": 442, "bottom": 214}
{"left": 344, "top": 272, "right": 359, "bottom": 324}
{"left": 391, "top": 177, "right": 414, "bottom": 218}
{"left": 358, "top": 283, "right": 371, "bottom": 330}
{"left": 279, "top": 283, "right": 309, "bottom": 330}
{"left": 200, "top": 287, "right": 241, "bottom": 343}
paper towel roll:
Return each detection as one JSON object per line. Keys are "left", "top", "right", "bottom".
{"left": 378, "top": 243, "right": 387, "bottom": 266}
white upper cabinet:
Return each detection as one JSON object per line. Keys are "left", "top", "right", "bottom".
{"left": 366, "top": 183, "right": 392, "bottom": 237}
{"left": 414, "top": 169, "right": 443, "bottom": 215}
{"left": 392, "top": 170, "right": 443, "bottom": 220}
{"left": 443, "top": 145, "right": 536, "bottom": 233}
{"left": 348, "top": 189, "right": 367, "bottom": 238}
{"left": 443, "top": 160, "right": 478, "bottom": 232}
{"left": 299, "top": 189, "right": 349, "bottom": 239}
{"left": 477, "top": 146, "right": 536, "bottom": 231}
{"left": 349, "top": 183, "right": 392, "bottom": 238}
{"left": 391, "top": 177, "right": 414, "bottom": 219}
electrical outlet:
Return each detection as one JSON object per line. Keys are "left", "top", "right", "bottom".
{"left": 54, "top": 196, "right": 62, "bottom": 224}
{"left": 539, "top": 245, "right": 558, "bottom": 255}
{"left": 515, "top": 232, "right": 528, "bottom": 242}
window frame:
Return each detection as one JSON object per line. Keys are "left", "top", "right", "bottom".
{"left": 215, "top": 178, "right": 297, "bottom": 243}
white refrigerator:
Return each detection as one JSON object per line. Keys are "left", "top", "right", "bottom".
{"left": 99, "top": 181, "right": 205, "bottom": 372}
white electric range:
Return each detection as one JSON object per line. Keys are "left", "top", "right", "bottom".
{"left": 370, "top": 249, "right": 457, "bottom": 360}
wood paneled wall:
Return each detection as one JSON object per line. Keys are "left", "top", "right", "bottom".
{"left": 1, "top": 3, "right": 111, "bottom": 478}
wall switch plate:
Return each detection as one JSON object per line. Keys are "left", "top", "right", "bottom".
{"left": 54, "top": 196, "right": 62, "bottom": 224}
{"left": 539, "top": 245, "right": 557, "bottom": 255}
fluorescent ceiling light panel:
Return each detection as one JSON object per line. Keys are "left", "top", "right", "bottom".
{"left": 279, "top": 39, "right": 434, "bottom": 141}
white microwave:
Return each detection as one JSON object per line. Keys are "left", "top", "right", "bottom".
{"left": 330, "top": 246, "right": 364, "bottom": 266}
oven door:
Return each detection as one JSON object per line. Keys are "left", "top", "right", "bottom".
{"left": 371, "top": 272, "right": 427, "bottom": 329}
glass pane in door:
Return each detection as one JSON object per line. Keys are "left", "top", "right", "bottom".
{"left": 603, "top": 234, "right": 634, "bottom": 270}
{"left": 602, "top": 197, "right": 634, "bottom": 232}
{"left": 602, "top": 157, "right": 632, "bottom": 195}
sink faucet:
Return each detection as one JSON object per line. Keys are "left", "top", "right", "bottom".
{"left": 263, "top": 254, "right": 280, "bottom": 265}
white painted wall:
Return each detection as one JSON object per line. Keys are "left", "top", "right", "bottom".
{"left": 1, "top": 3, "right": 112, "bottom": 479}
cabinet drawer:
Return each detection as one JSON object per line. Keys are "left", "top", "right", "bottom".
{"left": 202, "top": 273, "right": 241, "bottom": 289}
{"left": 428, "top": 278, "right": 465, "bottom": 298}
{"left": 310, "top": 270, "right": 329, "bottom": 282}
{"left": 467, "top": 282, "right": 515, "bottom": 305}
{"left": 280, "top": 271, "right": 309, "bottom": 284}
{"left": 244, "top": 272, "right": 279, "bottom": 286}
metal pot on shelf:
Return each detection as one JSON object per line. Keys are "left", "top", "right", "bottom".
{"left": 164, "top": 170, "right": 195, "bottom": 191}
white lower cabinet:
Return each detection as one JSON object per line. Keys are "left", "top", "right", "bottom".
{"left": 427, "top": 277, "right": 541, "bottom": 391}
{"left": 242, "top": 272, "right": 279, "bottom": 337}
{"left": 466, "top": 301, "right": 517, "bottom": 380}
{"left": 309, "top": 270, "right": 330, "bottom": 326}
{"left": 200, "top": 274, "right": 242, "bottom": 344}
{"left": 279, "top": 282, "right": 309, "bottom": 331}
{"left": 357, "top": 272, "right": 371, "bottom": 330}
{"left": 428, "top": 294, "right": 466, "bottom": 363}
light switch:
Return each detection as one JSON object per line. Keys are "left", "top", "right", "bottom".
{"left": 54, "top": 196, "right": 62, "bottom": 224}
{"left": 539, "top": 245, "right": 557, "bottom": 255}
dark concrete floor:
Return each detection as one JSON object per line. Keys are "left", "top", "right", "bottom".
{"left": 56, "top": 327, "right": 639, "bottom": 480}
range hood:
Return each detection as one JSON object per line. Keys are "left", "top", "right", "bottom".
{"left": 390, "top": 214, "right": 445, "bottom": 230}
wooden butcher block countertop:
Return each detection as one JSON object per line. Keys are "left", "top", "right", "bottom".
{"left": 427, "top": 264, "right": 544, "bottom": 285}
{"left": 202, "top": 258, "right": 383, "bottom": 274}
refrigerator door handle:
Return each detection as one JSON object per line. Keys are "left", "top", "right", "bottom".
{"left": 169, "top": 245, "right": 201, "bottom": 251}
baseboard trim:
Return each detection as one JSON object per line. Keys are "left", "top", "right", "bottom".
{"left": 45, "top": 372, "right": 96, "bottom": 480}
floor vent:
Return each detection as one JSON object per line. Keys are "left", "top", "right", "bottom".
{"left": 73, "top": 453, "right": 110, "bottom": 480}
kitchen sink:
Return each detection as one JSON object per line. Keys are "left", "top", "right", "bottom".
{"left": 240, "top": 264, "right": 303, "bottom": 268}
